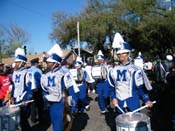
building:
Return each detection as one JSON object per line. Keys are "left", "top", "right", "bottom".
{"left": 2, "top": 48, "right": 93, "bottom": 67}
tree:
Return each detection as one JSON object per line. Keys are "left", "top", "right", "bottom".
{"left": 0, "top": 24, "right": 30, "bottom": 57}
{"left": 50, "top": 0, "right": 113, "bottom": 57}
{"left": 50, "top": 0, "right": 175, "bottom": 59}
{"left": 50, "top": 11, "right": 78, "bottom": 48}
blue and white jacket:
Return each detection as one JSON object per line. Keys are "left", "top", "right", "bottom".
{"left": 107, "top": 62, "right": 150, "bottom": 111}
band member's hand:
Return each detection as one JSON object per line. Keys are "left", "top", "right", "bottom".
{"left": 145, "top": 101, "right": 153, "bottom": 108}
{"left": 112, "top": 98, "right": 118, "bottom": 107}
{"left": 3, "top": 97, "right": 14, "bottom": 106}
{"left": 3, "top": 98, "right": 9, "bottom": 105}
{"left": 3, "top": 91, "right": 11, "bottom": 104}
{"left": 21, "top": 101, "right": 28, "bottom": 106}
{"left": 9, "top": 98, "right": 14, "bottom": 105}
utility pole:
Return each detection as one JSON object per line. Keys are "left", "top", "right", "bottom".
{"left": 77, "top": 21, "right": 80, "bottom": 57}
{"left": 171, "top": 0, "right": 174, "bottom": 12}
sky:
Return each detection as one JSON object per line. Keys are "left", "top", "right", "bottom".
{"left": 0, "top": 0, "right": 87, "bottom": 54}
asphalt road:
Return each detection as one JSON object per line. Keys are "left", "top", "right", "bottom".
{"left": 14, "top": 91, "right": 175, "bottom": 131}
{"left": 26, "top": 92, "right": 117, "bottom": 131}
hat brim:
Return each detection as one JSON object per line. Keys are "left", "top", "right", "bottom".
{"left": 15, "top": 58, "right": 26, "bottom": 62}
{"left": 97, "top": 58, "right": 104, "bottom": 60}
{"left": 75, "top": 63, "right": 82, "bottom": 67}
{"left": 46, "top": 58, "right": 61, "bottom": 64}
{"left": 116, "top": 49, "right": 130, "bottom": 54}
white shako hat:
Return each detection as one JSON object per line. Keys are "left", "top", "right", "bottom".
{"left": 46, "top": 43, "right": 63, "bottom": 64}
{"left": 75, "top": 56, "right": 83, "bottom": 67}
{"left": 15, "top": 47, "right": 27, "bottom": 62}
{"left": 97, "top": 50, "right": 104, "bottom": 60}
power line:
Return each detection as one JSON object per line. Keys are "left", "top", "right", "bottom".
{"left": 10, "top": 0, "right": 51, "bottom": 20}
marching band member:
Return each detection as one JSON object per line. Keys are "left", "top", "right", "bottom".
{"left": 84, "top": 58, "right": 96, "bottom": 93}
{"left": 108, "top": 32, "right": 153, "bottom": 114}
{"left": 94, "top": 50, "right": 110, "bottom": 114}
{"left": 74, "top": 56, "right": 90, "bottom": 112}
{"left": 11, "top": 47, "right": 33, "bottom": 131}
{"left": 60, "top": 60, "right": 80, "bottom": 113}
{"left": 40, "top": 44, "right": 78, "bottom": 131}
{"left": 134, "top": 51, "right": 144, "bottom": 69}
{"left": 28, "top": 57, "right": 44, "bottom": 124}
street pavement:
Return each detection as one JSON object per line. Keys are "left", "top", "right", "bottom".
{"left": 15, "top": 91, "right": 175, "bottom": 131}
{"left": 26, "top": 92, "right": 117, "bottom": 131}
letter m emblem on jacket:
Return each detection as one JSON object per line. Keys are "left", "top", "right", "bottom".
{"left": 47, "top": 76, "right": 56, "bottom": 87}
{"left": 15, "top": 74, "right": 21, "bottom": 83}
{"left": 116, "top": 70, "right": 127, "bottom": 81}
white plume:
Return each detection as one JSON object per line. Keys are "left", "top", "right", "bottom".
{"left": 97, "top": 50, "right": 104, "bottom": 56}
{"left": 112, "top": 32, "right": 124, "bottom": 49}
{"left": 47, "top": 43, "right": 63, "bottom": 57}
{"left": 15, "top": 48, "right": 25, "bottom": 57}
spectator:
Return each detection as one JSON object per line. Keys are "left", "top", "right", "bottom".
{"left": 0, "top": 63, "right": 12, "bottom": 107}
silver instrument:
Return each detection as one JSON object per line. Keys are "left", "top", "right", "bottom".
{"left": 69, "top": 68, "right": 83, "bottom": 82}
{"left": 115, "top": 112, "right": 151, "bottom": 131}
{"left": 91, "top": 65, "right": 107, "bottom": 81}
{"left": 0, "top": 106, "right": 20, "bottom": 131}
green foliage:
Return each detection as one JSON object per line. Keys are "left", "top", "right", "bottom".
{"left": 50, "top": 0, "right": 175, "bottom": 59}
{"left": 0, "top": 24, "right": 30, "bottom": 57}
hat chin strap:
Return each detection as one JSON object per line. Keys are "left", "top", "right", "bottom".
{"left": 128, "top": 53, "right": 132, "bottom": 61}
{"left": 17, "top": 61, "right": 24, "bottom": 69}
{"left": 51, "top": 62, "right": 58, "bottom": 71}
